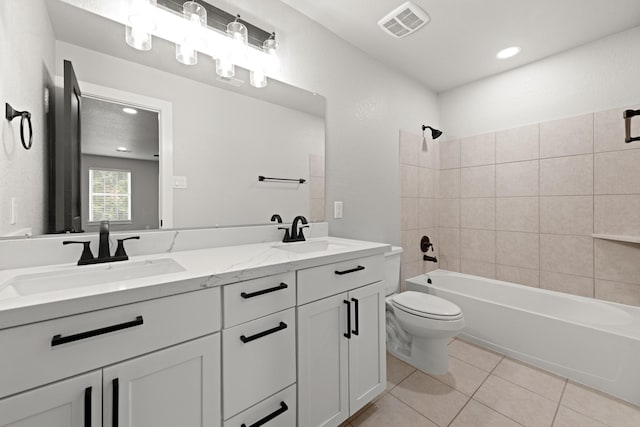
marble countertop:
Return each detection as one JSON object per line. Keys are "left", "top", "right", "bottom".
{"left": 0, "top": 237, "right": 390, "bottom": 329}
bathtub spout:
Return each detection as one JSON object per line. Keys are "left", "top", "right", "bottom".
{"left": 423, "top": 255, "right": 438, "bottom": 263}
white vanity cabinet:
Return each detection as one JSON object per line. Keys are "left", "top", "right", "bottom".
{"left": 297, "top": 256, "right": 387, "bottom": 427}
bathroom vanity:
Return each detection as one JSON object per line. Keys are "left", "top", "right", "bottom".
{"left": 0, "top": 230, "right": 389, "bottom": 427}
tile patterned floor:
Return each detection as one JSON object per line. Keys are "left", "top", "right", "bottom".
{"left": 341, "top": 338, "right": 640, "bottom": 427}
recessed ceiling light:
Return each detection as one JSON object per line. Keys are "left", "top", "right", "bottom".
{"left": 496, "top": 46, "right": 521, "bottom": 59}
{"left": 116, "top": 147, "right": 131, "bottom": 152}
{"left": 122, "top": 107, "right": 138, "bottom": 114}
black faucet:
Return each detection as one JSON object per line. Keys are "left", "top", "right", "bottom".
{"left": 279, "top": 215, "right": 309, "bottom": 243}
{"left": 63, "top": 221, "right": 140, "bottom": 266}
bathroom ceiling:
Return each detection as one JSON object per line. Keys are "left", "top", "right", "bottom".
{"left": 280, "top": 0, "right": 640, "bottom": 92}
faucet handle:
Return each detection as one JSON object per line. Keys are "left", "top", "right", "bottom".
{"left": 298, "top": 225, "right": 310, "bottom": 241}
{"left": 278, "top": 227, "right": 291, "bottom": 242}
{"left": 114, "top": 236, "right": 140, "bottom": 258}
{"left": 63, "top": 241, "right": 94, "bottom": 264}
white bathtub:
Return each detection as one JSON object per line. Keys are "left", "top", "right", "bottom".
{"left": 406, "top": 270, "right": 640, "bottom": 405}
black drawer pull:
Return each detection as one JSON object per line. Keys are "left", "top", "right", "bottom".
{"left": 335, "top": 265, "right": 365, "bottom": 275}
{"left": 240, "top": 322, "right": 288, "bottom": 343}
{"left": 112, "top": 378, "right": 119, "bottom": 427}
{"left": 84, "top": 386, "right": 92, "bottom": 427}
{"left": 241, "top": 283, "right": 288, "bottom": 299}
{"left": 51, "top": 316, "right": 144, "bottom": 347}
{"left": 241, "top": 402, "right": 288, "bottom": 427}
{"left": 351, "top": 298, "right": 360, "bottom": 336}
{"left": 344, "top": 300, "right": 351, "bottom": 339}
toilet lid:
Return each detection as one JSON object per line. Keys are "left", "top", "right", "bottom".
{"left": 392, "top": 291, "right": 462, "bottom": 319}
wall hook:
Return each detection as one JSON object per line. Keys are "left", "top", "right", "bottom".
{"left": 5, "top": 103, "right": 33, "bottom": 150}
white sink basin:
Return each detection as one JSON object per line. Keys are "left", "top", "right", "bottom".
{"left": 272, "top": 240, "right": 348, "bottom": 254}
{"left": 0, "top": 258, "right": 185, "bottom": 298}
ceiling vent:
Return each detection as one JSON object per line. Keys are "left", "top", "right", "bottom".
{"left": 378, "top": 1, "right": 430, "bottom": 38}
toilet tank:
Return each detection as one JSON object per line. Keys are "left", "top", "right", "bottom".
{"left": 384, "top": 246, "right": 403, "bottom": 296}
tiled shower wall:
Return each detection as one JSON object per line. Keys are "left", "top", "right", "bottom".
{"left": 399, "top": 130, "right": 440, "bottom": 286}
{"left": 431, "top": 104, "right": 640, "bottom": 306}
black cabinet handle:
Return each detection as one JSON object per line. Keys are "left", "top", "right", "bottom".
{"left": 112, "top": 378, "right": 119, "bottom": 427}
{"left": 344, "top": 300, "right": 351, "bottom": 339}
{"left": 351, "top": 298, "right": 360, "bottom": 336}
{"left": 240, "top": 322, "right": 288, "bottom": 344}
{"left": 335, "top": 265, "right": 365, "bottom": 275}
{"left": 51, "top": 316, "right": 144, "bottom": 347}
{"left": 241, "top": 283, "right": 288, "bottom": 299}
{"left": 84, "top": 386, "right": 92, "bottom": 427}
{"left": 241, "top": 402, "right": 289, "bottom": 427}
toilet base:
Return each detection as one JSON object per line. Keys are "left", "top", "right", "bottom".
{"left": 387, "top": 336, "right": 450, "bottom": 375}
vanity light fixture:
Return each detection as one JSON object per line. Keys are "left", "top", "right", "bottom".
{"left": 496, "top": 46, "right": 521, "bottom": 59}
{"left": 176, "top": 2, "right": 207, "bottom": 65}
{"left": 122, "top": 107, "right": 138, "bottom": 114}
{"left": 250, "top": 33, "right": 278, "bottom": 88}
{"left": 125, "top": 0, "right": 157, "bottom": 51}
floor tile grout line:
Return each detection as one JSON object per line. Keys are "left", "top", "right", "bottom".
{"left": 490, "top": 367, "right": 567, "bottom": 405}
{"left": 550, "top": 379, "right": 569, "bottom": 426}
{"left": 386, "top": 390, "right": 443, "bottom": 426}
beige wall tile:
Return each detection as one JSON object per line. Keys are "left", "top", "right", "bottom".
{"left": 438, "top": 227, "right": 461, "bottom": 258}
{"left": 420, "top": 139, "right": 439, "bottom": 169}
{"left": 438, "top": 169, "right": 461, "bottom": 198}
{"left": 474, "top": 375, "right": 557, "bottom": 427}
{"left": 496, "top": 124, "right": 539, "bottom": 164}
{"left": 419, "top": 167, "right": 435, "bottom": 198}
{"left": 461, "top": 165, "right": 495, "bottom": 198}
{"left": 496, "top": 160, "right": 538, "bottom": 197}
{"left": 399, "top": 130, "right": 421, "bottom": 166}
{"left": 540, "top": 154, "right": 593, "bottom": 196}
{"left": 540, "top": 196, "right": 593, "bottom": 236}
{"left": 461, "top": 133, "right": 496, "bottom": 167}
{"left": 594, "top": 105, "right": 640, "bottom": 153}
{"left": 418, "top": 198, "right": 435, "bottom": 229}
{"left": 496, "top": 231, "right": 539, "bottom": 270}
{"left": 492, "top": 358, "right": 566, "bottom": 402}
{"left": 401, "top": 261, "right": 421, "bottom": 286}
{"left": 439, "top": 255, "right": 461, "bottom": 272}
{"left": 448, "top": 340, "right": 502, "bottom": 372}
{"left": 461, "top": 228, "right": 495, "bottom": 263}
{"left": 561, "top": 381, "right": 640, "bottom": 427}
{"left": 310, "top": 198, "right": 325, "bottom": 222}
{"left": 390, "top": 371, "right": 468, "bottom": 427}
{"left": 450, "top": 399, "right": 520, "bottom": 427}
{"left": 540, "top": 113, "right": 594, "bottom": 158}
{"left": 540, "top": 234, "right": 594, "bottom": 277}
{"left": 595, "top": 279, "right": 640, "bottom": 306}
{"left": 461, "top": 259, "right": 496, "bottom": 279}
{"left": 595, "top": 149, "right": 640, "bottom": 195}
{"left": 594, "top": 195, "right": 640, "bottom": 235}
{"left": 440, "top": 139, "right": 461, "bottom": 170}
{"left": 310, "top": 177, "right": 325, "bottom": 199}
{"left": 401, "top": 230, "right": 421, "bottom": 263}
{"left": 496, "top": 197, "right": 539, "bottom": 233}
{"left": 461, "top": 198, "right": 495, "bottom": 230}
{"left": 594, "top": 239, "right": 640, "bottom": 285}
{"left": 401, "top": 198, "right": 419, "bottom": 231}
{"left": 496, "top": 265, "right": 540, "bottom": 288}
{"left": 438, "top": 198, "right": 460, "bottom": 228}
{"left": 309, "top": 154, "right": 325, "bottom": 177}
{"left": 540, "top": 271, "right": 594, "bottom": 297}
{"left": 401, "top": 164, "right": 419, "bottom": 197}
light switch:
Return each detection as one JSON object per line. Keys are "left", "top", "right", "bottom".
{"left": 334, "top": 201, "right": 343, "bottom": 219}
{"left": 173, "top": 176, "right": 188, "bottom": 189}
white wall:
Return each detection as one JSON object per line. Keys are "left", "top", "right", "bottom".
{"left": 56, "top": 41, "right": 324, "bottom": 228}
{"left": 439, "top": 25, "right": 640, "bottom": 138}
{"left": 0, "top": 0, "right": 55, "bottom": 236}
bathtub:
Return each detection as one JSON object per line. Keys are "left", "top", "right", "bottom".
{"left": 406, "top": 270, "right": 640, "bottom": 405}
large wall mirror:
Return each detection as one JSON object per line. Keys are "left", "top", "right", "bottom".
{"left": 0, "top": 0, "right": 325, "bottom": 238}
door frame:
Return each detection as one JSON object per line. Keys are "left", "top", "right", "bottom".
{"left": 55, "top": 76, "right": 174, "bottom": 229}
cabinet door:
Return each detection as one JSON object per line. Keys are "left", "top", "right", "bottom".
{"left": 103, "top": 333, "right": 221, "bottom": 427}
{"left": 348, "top": 281, "right": 387, "bottom": 415}
{"left": 297, "top": 293, "right": 349, "bottom": 427}
{"left": 0, "top": 371, "right": 101, "bottom": 427}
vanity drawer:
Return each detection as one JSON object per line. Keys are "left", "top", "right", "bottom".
{"left": 222, "top": 308, "right": 296, "bottom": 419}
{"left": 297, "top": 255, "right": 384, "bottom": 305}
{"left": 223, "top": 272, "right": 295, "bottom": 327}
{"left": 224, "top": 384, "right": 296, "bottom": 427}
{"left": 0, "top": 287, "right": 221, "bottom": 399}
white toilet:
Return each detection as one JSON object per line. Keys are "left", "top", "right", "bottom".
{"left": 384, "top": 246, "right": 465, "bottom": 375}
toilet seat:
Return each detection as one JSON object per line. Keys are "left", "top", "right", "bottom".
{"left": 391, "top": 291, "right": 463, "bottom": 321}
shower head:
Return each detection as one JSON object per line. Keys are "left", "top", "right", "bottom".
{"left": 422, "top": 125, "right": 442, "bottom": 140}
